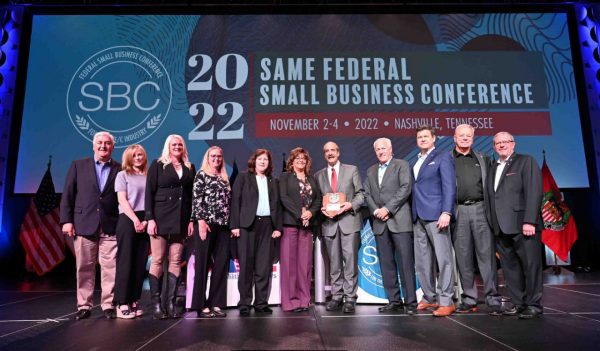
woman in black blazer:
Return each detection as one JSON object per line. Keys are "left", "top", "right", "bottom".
{"left": 230, "top": 149, "right": 282, "bottom": 316}
{"left": 278, "top": 147, "right": 322, "bottom": 312}
{"left": 145, "top": 134, "right": 196, "bottom": 319}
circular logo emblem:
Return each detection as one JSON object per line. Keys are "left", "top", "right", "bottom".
{"left": 66, "top": 46, "right": 172, "bottom": 147}
{"left": 358, "top": 221, "right": 386, "bottom": 298}
{"left": 330, "top": 193, "right": 340, "bottom": 203}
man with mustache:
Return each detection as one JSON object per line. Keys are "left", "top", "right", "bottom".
{"left": 60, "top": 131, "right": 121, "bottom": 320}
{"left": 315, "top": 141, "right": 365, "bottom": 314}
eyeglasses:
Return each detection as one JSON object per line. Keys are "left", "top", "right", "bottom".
{"left": 209, "top": 154, "right": 223, "bottom": 158}
{"left": 494, "top": 140, "right": 514, "bottom": 146}
{"left": 294, "top": 157, "right": 307, "bottom": 162}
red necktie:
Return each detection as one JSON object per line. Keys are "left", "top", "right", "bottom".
{"left": 331, "top": 167, "right": 337, "bottom": 193}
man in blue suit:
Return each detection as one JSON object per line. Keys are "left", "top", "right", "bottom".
{"left": 411, "top": 125, "right": 457, "bottom": 317}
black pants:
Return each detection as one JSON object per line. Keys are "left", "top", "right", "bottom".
{"left": 496, "top": 232, "right": 543, "bottom": 311}
{"left": 114, "top": 212, "right": 149, "bottom": 304}
{"left": 237, "top": 216, "right": 275, "bottom": 308}
{"left": 375, "top": 228, "right": 417, "bottom": 306}
{"left": 191, "top": 224, "right": 230, "bottom": 310}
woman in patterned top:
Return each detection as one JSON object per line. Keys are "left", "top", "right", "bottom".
{"left": 278, "top": 147, "right": 322, "bottom": 312}
{"left": 190, "top": 146, "right": 231, "bottom": 318}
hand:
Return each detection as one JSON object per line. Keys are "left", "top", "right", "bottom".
{"left": 187, "top": 222, "right": 195, "bottom": 237}
{"left": 147, "top": 220, "right": 157, "bottom": 236}
{"left": 62, "top": 223, "right": 75, "bottom": 237}
{"left": 437, "top": 213, "right": 451, "bottom": 230}
{"left": 272, "top": 230, "right": 281, "bottom": 238}
{"left": 340, "top": 202, "right": 352, "bottom": 214}
{"left": 374, "top": 207, "right": 389, "bottom": 220}
{"left": 381, "top": 214, "right": 390, "bottom": 222}
{"left": 522, "top": 223, "right": 536, "bottom": 236}
{"left": 231, "top": 229, "right": 240, "bottom": 238}
{"left": 302, "top": 218, "right": 310, "bottom": 227}
{"left": 301, "top": 209, "right": 313, "bottom": 221}
{"left": 198, "top": 220, "right": 210, "bottom": 241}
{"left": 321, "top": 207, "right": 334, "bottom": 219}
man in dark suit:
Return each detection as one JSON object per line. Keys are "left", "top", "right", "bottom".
{"left": 452, "top": 124, "right": 502, "bottom": 315}
{"left": 411, "top": 125, "right": 456, "bottom": 317}
{"left": 60, "top": 131, "right": 121, "bottom": 320}
{"left": 315, "top": 141, "right": 365, "bottom": 314}
{"left": 364, "top": 138, "right": 417, "bottom": 315}
{"left": 486, "top": 131, "right": 543, "bottom": 319}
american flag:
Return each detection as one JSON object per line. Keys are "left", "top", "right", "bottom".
{"left": 19, "top": 164, "right": 65, "bottom": 276}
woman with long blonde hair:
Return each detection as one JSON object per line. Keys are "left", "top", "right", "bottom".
{"left": 190, "top": 146, "right": 232, "bottom": 318}
{"left": 145, "top": 135, "right": 196, "bottom": 319}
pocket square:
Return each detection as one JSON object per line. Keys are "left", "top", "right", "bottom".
{"left": 506, "top": 172, "right": 517, "bottom": 176}
{"left": 428, "top": 161, "right": 436, "bottom": 165}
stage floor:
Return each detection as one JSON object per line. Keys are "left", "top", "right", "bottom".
{"left": 1, "top": 271, "right": 599, "bottom": 351}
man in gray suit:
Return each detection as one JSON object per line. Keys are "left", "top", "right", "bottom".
{"left": 316, "top": 141, "right": 365, "bottom": 313}
{"left": 364, "top": 138, "right": 417, "bottom": 315}
{"left": 452, "top": 124, "right": 502, "bottom": 315}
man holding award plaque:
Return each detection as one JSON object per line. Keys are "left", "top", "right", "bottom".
{"left": 315, "top": 141, "right": 365, "bottom": 314}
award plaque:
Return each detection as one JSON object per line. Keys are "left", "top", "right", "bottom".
{"left": 323, "top": 192, "right": 346, "bottom": 217}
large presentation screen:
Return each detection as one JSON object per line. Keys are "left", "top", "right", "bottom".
{"left": 15, "top": 11, "right": 589, "bottom": 193}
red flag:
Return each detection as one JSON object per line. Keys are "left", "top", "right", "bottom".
{"left": 19, "top": 167, "right": 65, "bottom": 276}
{"left": 540, "top": 159, "right": 578, "bottom": 262}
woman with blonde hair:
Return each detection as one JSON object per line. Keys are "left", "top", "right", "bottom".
{"left": 145, "top": 135, "right": 196, "bottom": 319}
{"left": 278, "top": 147, "right": 321, "bottom": 312}
{"left": 114, "top": 144, "right": 149, "bottom": 319}
{"left": 190, "top": 146, "right": 232, "bottom": 318}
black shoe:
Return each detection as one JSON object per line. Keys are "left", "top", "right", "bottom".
{"left": 343, "top": 302, "right": 356, "bottom": 314}
{"left": 166, "top": 273, "right": 181, "bottom": 319}
{"left": 212, "top": 308, "right": 227, "bottom": 318}
{"left": 406, "top": 304, "right": 417, "bottom": 315}
{"left": 326, "top": 299, "right": 343, "bottom": 311}
{"left": 518, "top": 307, "right": 543, "bottom": 319}
{"left": 455, "top": 303, "right": 478, "bottom": 314}
{"left": 503, "top": 305, "right": 526, "bottom": 316}
{"left": 255, "top": 306, "right": 273, "bottom": 314}
{"left": 198, "top": 310, "right": 214, "bottom": 318}
{"left": 379, "top": 302, "right": 403, "bottom": 312}
{"left": 239, "top": 306, "right": 250, "bottom": 317}
{"left": 103, "top": 308, "right": 116, "bottom": 319}
{"left": 488, "top": 305, "right": 504, "bottom": 316}
{"left": 74, "top": 309, "right": 91, "bottom": 320}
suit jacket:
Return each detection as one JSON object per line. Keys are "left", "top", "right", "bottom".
{"left": 230, "top": 171, "right": 283, "bottom": 232}
{"left": 315, "top": 163, "right": 365, "bottom": 236}
{"left": 279, "top": 171, "right": 322, "bottom": 227}
{"left": 486, "top": 153, "right": 543, "bottom": 235}
{"left": 411, "top": 148, "right": 456, "bottom": 222}
{"left": 145, "top": 159, "right": 196, "bottom": 235}
{"left": 364, "top": 158, "right": 413, "bottom": 235}
{"left": 59, "top": 157, "right": 121, "bottom": 236}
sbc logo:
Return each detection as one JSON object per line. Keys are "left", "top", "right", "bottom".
{"left": 66, "top": 46, "right": 172, "bottom": 147}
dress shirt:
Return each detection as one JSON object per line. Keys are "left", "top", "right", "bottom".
{"left": 413, "top": 147, "right": 434, "bottom": 179}
{"left": 378, "top": 160, "right": 390, "bottom": 186}
{"left": 327, "top": 161, "right": 341, "bottom": 191}
{"left": 494, "top": 157, "right": 510, "bottom": 191}
{"left": 94, "top": 158, "right": 112, "bottom": 192}
{"left": 255, "top": 174, "right": 271, "bottom": 216}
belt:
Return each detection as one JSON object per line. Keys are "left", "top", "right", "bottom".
{"left": 459, "top": 199, "right": 483, "bottom": 206}
{"left": 255, "top": 215, "right": 271, "bottom": 219}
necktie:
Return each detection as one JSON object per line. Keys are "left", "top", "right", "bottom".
{"left": 331, "top": 167, "right": 337, "bottom": 193}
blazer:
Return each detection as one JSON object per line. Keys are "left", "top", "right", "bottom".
{"left": 411, "top": 148, "right": 456, "bottom": 222}
{"left": 59, "top": 157, "right": 121, "bottom": 236}
{"left": 315, "top": 163, "right": 365, "bottom": 236}
{"left": 278, "top": 171, "right": 322, "bottom": 227}
{"left": 364, "top": 158, "right": 413, "bottom": 235}
{"left": 486, "top": 153, "right": 543, "bottom": 235}
{"left": 145, "top": 159, "right": 196, "bottom": 235}
{"left": 230, "top": 172, "right": 283, "bottom": 232}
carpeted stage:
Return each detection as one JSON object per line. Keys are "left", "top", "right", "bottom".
{"left": 1, "top": 271, "right": 599, "bottom": 351}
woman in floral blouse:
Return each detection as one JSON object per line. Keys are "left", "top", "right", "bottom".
{"left": 278, "top": 147, "right": 322, "bottom": 312}
{"left": 190, "top": 146, "right": 231, "bottom": 318}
